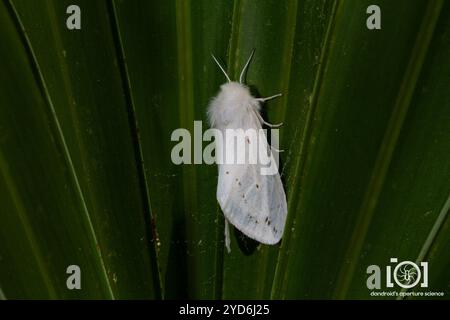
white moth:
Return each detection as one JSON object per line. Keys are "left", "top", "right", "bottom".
{"left": 207, "top": 50, "right": 287, "bottom": 253}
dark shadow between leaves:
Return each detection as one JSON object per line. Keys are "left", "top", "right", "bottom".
{"left": 233, "top": 226, "right": 259, "bottom": 255}
{"left": 164, "top": 218, "right": 188, "bottom": 299}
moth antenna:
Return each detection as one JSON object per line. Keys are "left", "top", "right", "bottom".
{"left": 239, "top": 49, "right": 255, "bottom": 84}
{"left": 211, "top": 54, "right": 231, "bottom": 83}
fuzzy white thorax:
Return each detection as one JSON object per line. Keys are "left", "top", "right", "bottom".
{"left": 208, "top": 82, "right": 261, "bottom": 130}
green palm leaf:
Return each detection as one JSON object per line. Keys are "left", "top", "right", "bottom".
{"left": 0, "top": 0, "right": 449, "bottom": 299}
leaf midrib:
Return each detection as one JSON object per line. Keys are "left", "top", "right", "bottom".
{"left": 270, "top": 0, "right": 341, "bottom": 299}
{"left": 109, "top": 0, "right": 164, "bottom": 299}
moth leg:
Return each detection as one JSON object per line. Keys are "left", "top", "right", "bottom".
{"left": 262, "top": 120, "right": 283, "bottom": 128}
{"left": 270, "top": 145, "right": 285, "bottom": 153}
{"left": 256, "top": 93, "right": 282, "bottom": 103}
{"left": 224, "top": 218, "right": 231, "bottom": 253}
{"left": 253, "top": 109, "right": 283, "bottom": 128}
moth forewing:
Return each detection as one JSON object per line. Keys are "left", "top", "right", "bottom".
{"left": 208, "top": 51, "right": 287, "bottom": 252}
